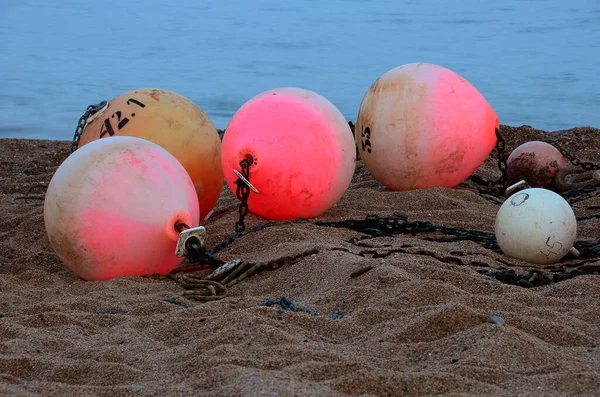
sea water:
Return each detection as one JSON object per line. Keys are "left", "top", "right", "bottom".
{"left": 0, "top": 0, "right": 598, "bottom": 139}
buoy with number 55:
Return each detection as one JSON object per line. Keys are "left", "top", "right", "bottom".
{"left": 495, "top": 186, "right": 577, "bottom": 265}
{"left": 76, "top": 88, "right": 223, "bottom": 221}
{"left": 355, "top": 63, "right": 499, "bottom": 191}
{"left": 221, "top": 87, "right": 356, "bottom": 221}
{"left": 44, "top": 136, "right": 200, "bottom": 281}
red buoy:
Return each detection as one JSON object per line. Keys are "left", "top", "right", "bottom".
{"left": 221, "top": 87, "right": 356, "bottom": 220}
{"left": 507, "top": 141, "right": 566, "bottom": 188}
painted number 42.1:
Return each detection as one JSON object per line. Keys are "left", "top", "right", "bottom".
{"left": 99, "top": 98, "right": 146, "bottom": 138}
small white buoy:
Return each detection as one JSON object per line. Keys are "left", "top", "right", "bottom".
{"left": 495, "top": 187, "right": 577, "bottom": 265}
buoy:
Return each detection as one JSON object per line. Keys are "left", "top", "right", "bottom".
{"left": 221, "top": 87, "right": 356, "bottom": 220}
{"left": 495, "top": 187, "right": 577, "bottom": 265}
{"left": 507, "top": 141, "right": 565, "bottom": 188}
{"left": 77, "top": 88, "right": 223, "bottom": 221}
{"left": 44, "top": 136, "right": 200, "bottom": 281}
{"left": 355, "top": 62, "right": 499, "bottom": 191}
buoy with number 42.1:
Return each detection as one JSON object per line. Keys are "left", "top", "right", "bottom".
{"left": 221, "top": 87, "right": 356, "bottom": 221}
{"left": 355, "top": 63, "right": 499, "bottom": 191}
{"left": 495, "top": 185, "right": 577, "bottom": 265}
{"left": 76, "top": 88, "right": 223, "bottom": 221}
{"left": 44, "top": 136, "right": 200, "bottom": 281}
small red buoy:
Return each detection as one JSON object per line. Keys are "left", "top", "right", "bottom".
{"left": 356, "top": 63, "right": 499, "bottom": 191}
{"left": 221, "top": 87, "right": 356, "bottom": 220}
{"left": 506, "top": 141, "right": 566, "bottom": 188}
{"left": 44, "top": 136, "right": 200, "bottom": 281}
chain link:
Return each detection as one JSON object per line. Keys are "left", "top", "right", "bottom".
{"left": 174, "top": 222, "right": 190, "bottom": 233}
{"left": 70, "top": 101, "right": 108, "bottom": 153}
{"left": 348, "top": 121, "right": 355, "bottom": 135}
{"left": 173, "top": 222, "right": 223, "bottom": 269}
{"left": 315, "top": 214, "right": 500, "bottom": 250}
{"left": 543, "top": 139, "right": 600, "bottom": 171}
{"left": 234, "top": 156, "right": 254, "bottom": 232}
{"left": 460, "top": 128, "right": 509, "bottom": 197}
{"left": 494, "top": 128, "right": 509, "bottom": 188}
{"left": 219, "top": 213, "right": 600, "bottom": 259}
{"left": 467, "top": 128, "right": 600, "bottom": 199}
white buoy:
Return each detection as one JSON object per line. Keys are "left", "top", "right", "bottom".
{"left": 495, "top": 187, "right": 577, "bottom": 265}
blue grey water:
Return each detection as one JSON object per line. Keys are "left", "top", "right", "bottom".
{"left": 1, "top": 0, "right": 599, "bottom": 140}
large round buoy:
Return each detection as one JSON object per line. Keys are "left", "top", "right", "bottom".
{"left": 355, "top": 63, "right": 499, "bottom": 191}
{"left": 506, "top": 141, "right": 565, "bottom": 188}
{"left": 495, "top": 187, "right": 576, "bottom": 265}
{"left": 221, "top": 87, "right": 356, "bottom": 220}
{"left": 77, "top": 88, "right": 222, "bottom": 220}
{"left": 44, "top": 136, "right": 200, "bottom": 281}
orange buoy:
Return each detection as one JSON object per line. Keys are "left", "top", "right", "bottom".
{"left": 221, "top": 87, "right": 356, "bottom": 220}
{"left": 507, "top": 141, "right": 565, "bottom": 188}
{"left": 77, "top": 88, "right": 223, "bottom": 220}
{"left": 356, "top": 63, "right": 499, "bottom": 191}
{"left": 44, "top": 136, "right": 200, "bottom": 281}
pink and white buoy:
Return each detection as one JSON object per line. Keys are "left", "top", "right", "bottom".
{"left": 221, "top": 87, "right": 356, "bottom": 220}
{"left": 355, "top": 62, "right": 499, "bottom": 191}
{"left": 44, "top": 136, "right": 200, "bottom": 281}
{"left": 506, "top": 141, "right": 566, "bottom": 188}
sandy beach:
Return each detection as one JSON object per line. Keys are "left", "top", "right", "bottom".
{"left": 1, "top": 124, "right": 599, "bottom": 396}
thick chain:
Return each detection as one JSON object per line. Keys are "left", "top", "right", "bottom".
{"left": 70, "top": 101, "right": 108, "bottom": 152}
{"left": 315, "top": 214, "right": 499, "bottom": 250}
{"left": 348, "top": 121, "right": 355, "bottom": 135}
{"left": 494, "top": 128, "right": 509, "bottom": 187}
{"left": 460, "top": 128, "right": 509, "bottom": 197}
{"left": 544, "top": 140, "right": 600, "bottom": 171}
{"left": 173, "top": 222, "right": 223, "bottom": 269}
{"left": 234, "top": 156, "right": 254, "bottom": 232}
{"left": 164, "top": 212, "right": 600, "bottom": 302}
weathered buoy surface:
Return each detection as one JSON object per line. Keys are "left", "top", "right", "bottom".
{"left": 356, "top": 63, "right": 499, "bottom": 191}
{"left": 495, "top": 187, "right": 576, "bottom": 265}
{"left": 77, "top": 88, "right": 222, "bottom": 220}
{"left": 44, "top": 136, "right": 200, "bottom": 281}
{"left": 507, "top": 141, "right": 565, "bottom": 188}
{"left": 221, "top": 87, "right": 356, "bottom": 220}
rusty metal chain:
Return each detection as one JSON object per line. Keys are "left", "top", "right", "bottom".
{"left": 173, "top": 222, "right": 223, "bottom": 269}
{"left": 158, "top": 212, "right": 600, "bottom": 302}
{"left": 479, "top": 263, "right": 600, "bottom": 288}
{"left": 207, "top": 218, "right": 311, "bottom": 256}
{"left": 494, "top": 128, "right": 509, "bottom": 188}
{"left": 316, "top": 214, "right": 499, "bottom": 250}
{"left": 174, "top": 222, "right": 190, "bottom": 233}
{"left": 563, "top": 185, "right": 600, "bottom": 204}
{"left": 545, "top": 139, "right": 600, "bottom": 171}
{"left": 348, "top": 121, "right": 355, "bottom": 135}
{"left": 71, "top": 101, "right": 107, "bottom": 152}
{"left": 467, "top": 128, "right": 600, "bottom": 201}
{"left": 459, "top": 128, "right": 509, "bottom": 198}
{"left": 167, "top": 248, "right": 319, "bottom": 302}
{"left": 234, "top": 156, "right": 254, "bottom": 233}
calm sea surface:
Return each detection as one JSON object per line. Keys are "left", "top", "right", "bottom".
{"left": 1, "top": 0, "right": 599, "bottom": 140}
